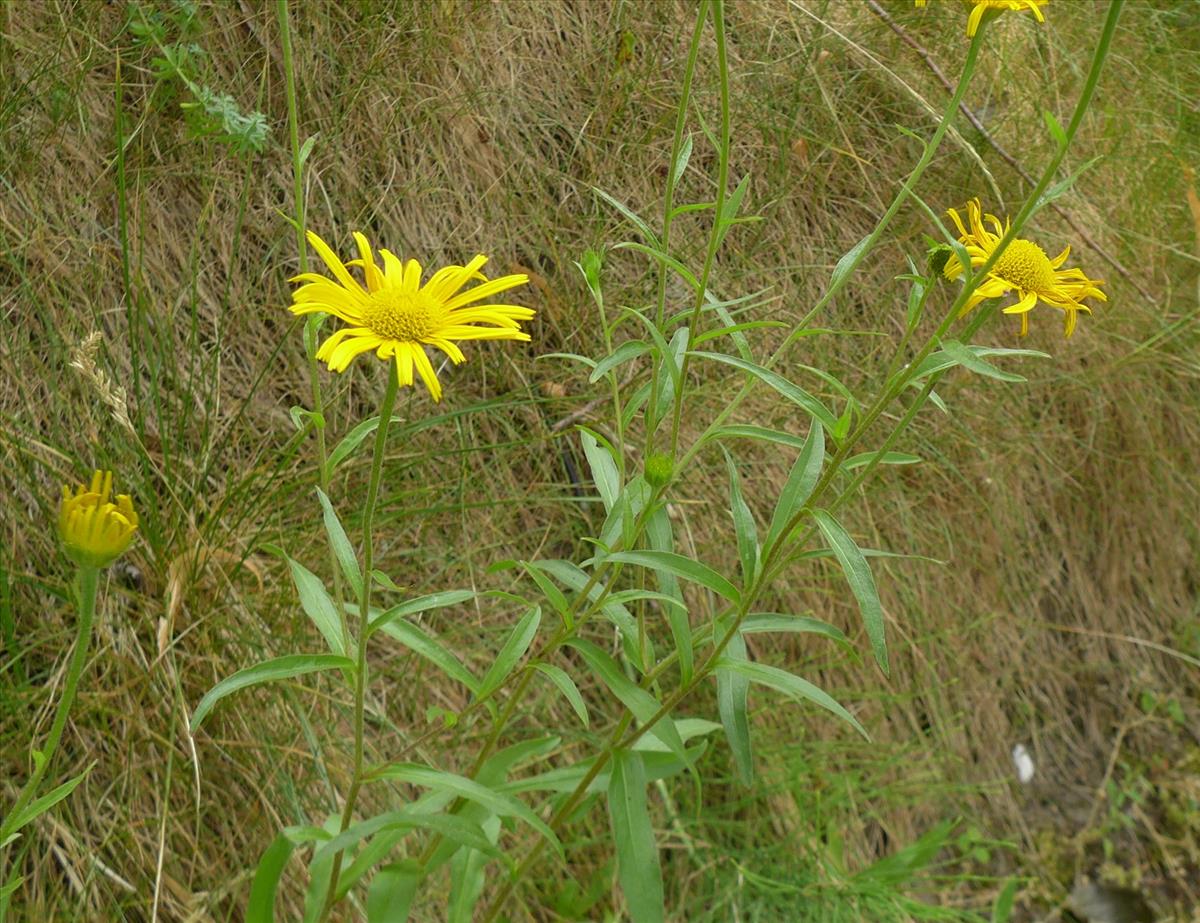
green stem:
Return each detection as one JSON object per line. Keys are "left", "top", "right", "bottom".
{"left": 276, "top": 1, "right": 352, "bottom": 656}
{"left": 321, "top": 361, "right": 400, "bottom": 916}
{"left": 0, "top": 566, "right": 100, "bottom": 843}
{"left": 668, "top": 0, "right": 729, "bottom": 460}
{"left": 645, "top": 0, "right": 708, "bottom": 452}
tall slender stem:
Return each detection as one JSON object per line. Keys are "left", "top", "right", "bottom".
{"left": 320, "top": 361, "right": 400, "bottom": 916}
{"left": 0, "top": 566, "right": 100, "bottom": 843}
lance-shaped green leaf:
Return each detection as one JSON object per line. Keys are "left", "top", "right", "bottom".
{"left": 689, "top": 352, "right": 837, "bottom": 431}
{"left": 316, "top": 488, "right": 361, "bottom": 598}
{"left": 567, "top": 639, "right": 689, "bottom": 765}
{"left": 811, "top": 509, "right": 888, "bottom": 674}
{"left": 375, "top": 618, "right": 480, "bottom": 694}
{"left": 534, "top": 663, "right": 589, "bottom": 727}
{"left": 191, "top": 654, "right": 354, "bottom": 731}
{"left": 366, "top": 590, "right": 476, "bottom": 637}
{"left": 742, "top": 613, "right": 849, "bottom": 646}
{"left": 608, "top": 750, "right": 664, "bottom": 923}
{"left": 941, "top": 339, "right": 1026, "bottom": 382}
{"left": 721, "top": 448, "right": 759, "bottom": 585}
{"left": 1, "top": 765, "right": 91, "bottom": 843}
{"left": 590, "top": 339, "right": 653, "bottom": 383}
{"left": 645, "top": 504, "right": 691, "bottom": 682}
{"left": 579, "top": 427, "right": 621, "bottom": 511}
{"left": 535, "top": 559, "right": 644, "bottom": 665}
{"left": 367, "top": 861, "right": 422, "bottom": 923}
{"left": 369, "top": 763, "right": 562, "bottom": 858}
{"left": 273, "top": 552, "right": 345, "bottom": 657}
{"left": 603, "top": 550, "right": 740, "bottom": 606}
{"left": 716, "top": 624, "right": 753, "bottom": 784}
{"left": 247, "top": 826, "right": 331, "bottom": 923}
{"left": 717, "top": 658, "right": 868, "bottom": 740}
{"left": 477, "top": 606, "right": 542, "bottom": 700}
{"left": 766, "top": 421, "right": 824, "bottom": 552}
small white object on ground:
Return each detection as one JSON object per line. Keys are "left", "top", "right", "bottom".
{"left": 1011, "top": 743, "right": 1035, "bottom": 783}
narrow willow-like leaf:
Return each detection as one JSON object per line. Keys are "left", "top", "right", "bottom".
{"left": 316, "top": 488, "right": 361, "bottom": 598}
{"left": 329, "top": 413, "right": 402, "bottom": 470}
{"left": 716, "top": 625, "right": 753, "bottom": 784}
{"left": 710, "top": 423, "right": 808, "bottom": 450}
{"left": 590, "top": 339, "right": 653, "bottom": 383}
{"left": 285, "top": 557, "right": 345, "bottom": 657}
{"left": 503, "top": 744, "right": 706, "bottom": 796}
{"left": 370, "top": 763, "right": 562, "bottom": 858}
{"left": 3, "top": 766, "right": 91, "bottom": 840}
{"left": 842, "top": 451, "right": 921, "bottom": 471}
{"left": 718, "top": 658, "right": 868, "bottom": 739}
{"left": 520, "top": 561, "right": 573, "bottom": 628}
{"left": 477, "top": 606, "right": 542, "bottom": 700}
{"left": 247, "top": 832, "right": 300, "bottom": 923}
{"left": 312, "top": 811, "right": 501, "bottom": 869}
{"left": 603, "top": 550, "right": 741, "bottom": 606}
{"left": 811, "top": 509, "right": 888, "bottom": 674}
{"left": 909, "top": 345, "right": 1047, "bottom": 381}
{"left": 742, "top": 613, "right": 849, "bottom": 645}
{"left": 690, "top": 351, "right": 838, "bottom": 430}
{"left": 366, "top": 590, "right": 476, "bottom": 637}
{"left": 941, "top": 339, "right": 1026, "bottom": 382}
{"left": 830, "top": 233, "right": 871, "bottom": 292}
{"left": 579, "top": 428, "right": 620, "bottom": 511}
{"left": 535, "top": 559, "right": 643, "bottom": 664}
{"left": 721, "top": 448, "right": 759, "bottom": 585}
{"left": 608, "top": 750, "right": 664, "bottom": 923}
{"left": 765, "top": 422, "right": 825, "bottom": 552}
{"left": 375, "top": 618, "right": 480, "bottom": 694}
{"left": 367, "top": 861, "right": 422, "bottom": 923}
{"left": 567, "top": 639, "right": 688, "bottom": 764}
{"left": 644, "top": 504, "right": 690, "bottom": 682}
{"left": 534, "top": 663, "right": 589, "bottom": 727}
{"left": 191, "top": 654, "right": 353, "bottom": 730}
{"left": 671, "top": 133, "right": 693, "bottom": 185}
{"left": 591, "top": 186, "right": 661, "bottom": 248}
{"left": 448, "top": 816, "right": 501, "bottom": 923}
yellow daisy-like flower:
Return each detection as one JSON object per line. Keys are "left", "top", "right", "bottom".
{"left": 58, "top": 470, "right": 138, "bottom": 569}
{"left": 289, "top": 231, "right": 533, "bottom": 401}
{"left": 915, "top": 0, "right": 1047, "bottom": 37}
{"left": 942, "top": 198, "right": 1106, "bottom": 337}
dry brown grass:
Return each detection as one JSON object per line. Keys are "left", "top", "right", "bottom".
{"left": 1, "top": 1, "right": 1197, "bottom": 920}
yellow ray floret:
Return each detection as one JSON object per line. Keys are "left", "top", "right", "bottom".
{"left": 915, "top": 0, "right": 1047, "bottom": 37}
{"left": 58, "top": 470, "right": 139, "bottom": 569}
{"left": 290, "top": 230, "right": 533, "bottom": 401}
{"left": 942, "top": 198, "right": 1106, "bottom": 338}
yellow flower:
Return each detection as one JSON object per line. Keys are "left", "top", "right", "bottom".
{"left": 289, "top": 231, "right": 533, "bottom": 401}
{"left": 915, "top": 0, "right": 1047, "bottom": 37}
{"left": 942, "top": 198, "right": 1106, "bottom": 337}
{"left": 58, "top": 470, "right": 138, "bottom": 569}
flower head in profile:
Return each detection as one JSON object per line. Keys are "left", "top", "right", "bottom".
{"left": 942, "top": 198, "right": 1106, "bottom": 337}
{"left": 58, "top": 470, "right": 138, "bottom": 569}
{"left": 289, "top": 231, "right": 533, "bottom": 401}
{"left": 915, "top": 0, "right": 1047, "bottom": 37}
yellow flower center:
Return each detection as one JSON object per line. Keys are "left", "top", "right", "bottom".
{"left": 992, "top": 238, "right": 1055, "bottom": 293}
{"left": 363, "top": 289, "right": 442, "bottom": 342}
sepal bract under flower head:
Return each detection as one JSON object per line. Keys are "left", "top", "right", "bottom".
{"left": 58, "top": 470, "right": 139, "bottom": 569}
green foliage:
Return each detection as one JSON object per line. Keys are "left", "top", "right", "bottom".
{"left": 126, "top": 0, "right": 269, "bottom": 154}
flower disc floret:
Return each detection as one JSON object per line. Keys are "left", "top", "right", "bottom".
{"left": 942, "top": 198, "right": 1106, "bottom": 337}
{"left": 289, "top": 230, "right": 533, "bottom": 401}
{"left": 58, "top": 470, "right": 138, "bottom": 569}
